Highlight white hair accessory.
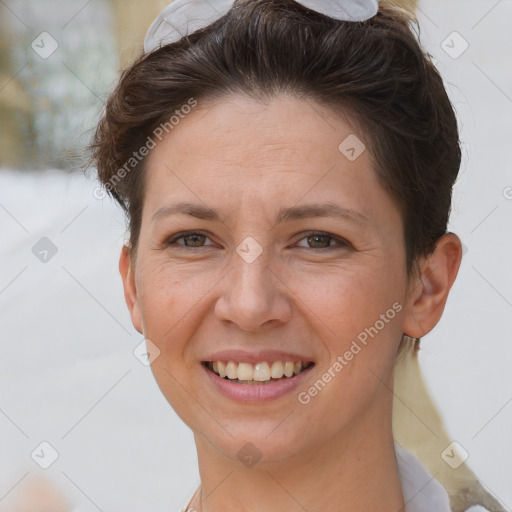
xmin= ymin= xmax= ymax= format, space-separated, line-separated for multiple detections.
xmin=144 ymin=0 xmax=379 ymax=53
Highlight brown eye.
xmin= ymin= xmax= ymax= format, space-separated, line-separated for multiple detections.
xmin=295 ymin=232 xmax=352 ymax=251
xmin=167 ymin=232 xmax=214 ymax=248
xmin=307 ymin=234 xmax=332 ymax=249
xmin=182 ymin=234 xmax=207 ymax=247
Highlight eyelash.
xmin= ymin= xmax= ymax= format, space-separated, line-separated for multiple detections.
xmin=166 ymin=231 xmax=352 ymax=251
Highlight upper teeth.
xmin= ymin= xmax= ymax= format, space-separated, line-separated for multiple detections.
xmin=209 ymin=361 xmax=311 ymax=381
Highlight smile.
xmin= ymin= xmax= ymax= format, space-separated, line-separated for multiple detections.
xmin=203 ymin=360 xmax=314 ymax=384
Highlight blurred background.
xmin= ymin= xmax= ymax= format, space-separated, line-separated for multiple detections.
xmin=0 ymin=0 xmax=170 ymax=171
xmin=1 ymin=0 xmax=511 ymax=511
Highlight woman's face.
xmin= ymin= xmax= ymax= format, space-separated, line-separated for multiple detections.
xmin=122 ymin=94 xmax=420 ymax=466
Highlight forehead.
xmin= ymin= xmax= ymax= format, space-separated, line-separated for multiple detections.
xmin=150 ymin=94 xmax=364 ymax=165
xmin=142 ymin=94 xmax=395 ymax=224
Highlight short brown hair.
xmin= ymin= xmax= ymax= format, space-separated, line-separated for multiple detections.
xmin=91 ymin=0 xmax=461 ymax=272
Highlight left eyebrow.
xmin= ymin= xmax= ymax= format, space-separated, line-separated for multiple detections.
xmin=275 ymin=202 xmax=369 ymax=225
xmin=151 ymin=201 xmax=369 ymax=225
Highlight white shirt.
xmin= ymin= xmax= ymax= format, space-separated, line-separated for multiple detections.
xmin=180 ymin=443 xmax=491 ymax=512
xmin=395 ymin=443 xmax=491 ymax=512
xmin=395 ymin=442 xmax=452 ymax=511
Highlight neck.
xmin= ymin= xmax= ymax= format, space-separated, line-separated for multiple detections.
xmin=189 ymin=389 xmax=405 ymax=512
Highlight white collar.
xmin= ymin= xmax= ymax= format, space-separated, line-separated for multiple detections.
xmin=394 ymin=442 xmax=452 ymax=512
xmin=181 ymin=444 xmax=453 ymax=512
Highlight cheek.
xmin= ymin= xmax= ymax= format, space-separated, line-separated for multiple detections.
xmin=134 ymin=259 xmax=222 ymax=358
xmin=134 ymin=262 xmax=209 ymax=412
xmin=291 ymin=260 xmax=406 ymax=342
xmin=289 ymin=266 xmax=405 ymax=429
xmin=136 ymin=261 xmax=187 ymax=336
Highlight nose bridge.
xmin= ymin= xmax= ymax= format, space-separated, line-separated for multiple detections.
xmin=234 ymin=254 xmax=270 ymax=303
xmin=215 ymin=240 xmax=291 ymax=330
xmin=232 ymin=244 xmax=274 ymax=311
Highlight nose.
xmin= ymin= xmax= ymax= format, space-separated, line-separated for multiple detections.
xmin=214 ymin=250 xmax=292 ymax=332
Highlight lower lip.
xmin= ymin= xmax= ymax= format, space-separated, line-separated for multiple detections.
xmin=202 ymin=363 xmax=315 ymax=403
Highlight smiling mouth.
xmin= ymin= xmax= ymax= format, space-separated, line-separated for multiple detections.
xmin=203 ymin=360 xmax=315 ymax=384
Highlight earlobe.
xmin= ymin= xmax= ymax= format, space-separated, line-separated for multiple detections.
xmin=402 ymin=233 xmax=463 ymax=339
xmin=119 ymin=244 xmax=143 ymax=334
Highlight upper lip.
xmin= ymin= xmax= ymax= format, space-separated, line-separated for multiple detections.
xmin=202 ymin=349 xmax=315 ymax=364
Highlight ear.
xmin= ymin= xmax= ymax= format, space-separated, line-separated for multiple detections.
xmin=402 ymin=233 xmax=462 ymax=338
xmin=119 ymin=245 xmax=143 ymax=334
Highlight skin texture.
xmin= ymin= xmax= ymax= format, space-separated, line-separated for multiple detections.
xmin=119 ymin=94 xmax=462 ymax=512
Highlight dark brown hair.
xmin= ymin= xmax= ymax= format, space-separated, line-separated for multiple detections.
xmin=91 ymin=0 xmax=461 ymax=273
